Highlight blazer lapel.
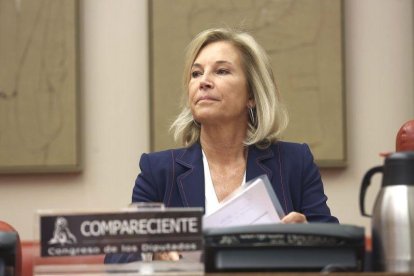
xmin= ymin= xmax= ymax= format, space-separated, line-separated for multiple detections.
xmin=246 ymin=144 xmax=288 ymax=214
xmin=246 ymin=145 xmax=275 ymax=183
xmin=175 ymin=143 xmax=205 ymax=208
xmin=174 ymin=144 xmax=279 ymax=210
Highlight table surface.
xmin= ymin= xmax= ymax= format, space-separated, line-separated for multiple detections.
xmin=33 ymin=262 xmax=413 ymax=276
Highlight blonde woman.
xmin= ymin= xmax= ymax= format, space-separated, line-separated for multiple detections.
xmin=106 ymin=28 xmax=338 ymax=263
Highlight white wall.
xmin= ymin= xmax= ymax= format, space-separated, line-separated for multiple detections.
xmin=0 ymin=0 xmax=412 ymax=240
xmin=323 ymin=0 xmax=414 ymax=234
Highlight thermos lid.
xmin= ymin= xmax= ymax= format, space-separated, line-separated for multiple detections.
xmin=383 ymin=151 xmax=414 ymax=186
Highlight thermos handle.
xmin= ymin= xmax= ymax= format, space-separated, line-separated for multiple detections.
xmin=359 ymin=166 xmax=383 ymax=217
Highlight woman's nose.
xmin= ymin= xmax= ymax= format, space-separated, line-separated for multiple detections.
xmin=199 ymin=74 xmax=213 ymax=90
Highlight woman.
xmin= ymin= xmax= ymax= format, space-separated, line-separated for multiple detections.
xmin=134 ymin=28 xmax=337 ymax=223
xmin=105 ymin=28 xmax=338 ymax=263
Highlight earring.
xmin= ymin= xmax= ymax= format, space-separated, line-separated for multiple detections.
xmin=248 ymin=107 xmax=257 ymax=127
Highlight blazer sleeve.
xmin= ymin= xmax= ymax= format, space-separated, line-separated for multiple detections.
xmin=132 ymin=153 xmax=163 ymax=203
xmin=106 ymin=153 xmax=164 ymax=264
xmin=299 ymin=144 xmax=339 ymax=223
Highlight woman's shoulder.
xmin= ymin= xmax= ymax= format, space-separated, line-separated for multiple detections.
xmin=141 ymin=143 xmax=200 ymax=161
xmin=138 ymin=148 xmax=187 ymax=172
xmin=141 ymin=147 xmax=187 ymax=159
xmin=266 ymin=141 xmax=314 ymax=162
xmin=270 ymin=140 xmax=310 ymax=152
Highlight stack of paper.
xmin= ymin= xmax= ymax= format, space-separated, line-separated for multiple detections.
xmin=203 ymin=175 xmax=285 ymax=229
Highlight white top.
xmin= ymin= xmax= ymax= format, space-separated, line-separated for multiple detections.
xmin=202 ymin=150 xmax=246 ymax=216
xmin=181 ymin=151 xmax=246 ymax=262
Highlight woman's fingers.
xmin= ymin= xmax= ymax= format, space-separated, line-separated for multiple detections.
xmin=281 ymin=212 xmax=307 ymax=224
xmin=153 ymin=251 xmax=180 ymax=261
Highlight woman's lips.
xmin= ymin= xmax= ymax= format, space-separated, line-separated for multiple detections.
xmin=196 ymin=95 xmax=218 ymax=103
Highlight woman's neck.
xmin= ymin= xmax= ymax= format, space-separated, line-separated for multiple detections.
xmin=200 ymin=124 xmax=247 ymax=164
xmin=200 ymin=125 xmax=248 ymax=202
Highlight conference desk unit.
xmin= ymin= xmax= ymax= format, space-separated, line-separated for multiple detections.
xmin=30 ymin=209 xmax=387 ymax=275
xmin=33 ymin=268 xmax=414 ymax=275
xmin=33 ymin=269 xmax=414 ymax=276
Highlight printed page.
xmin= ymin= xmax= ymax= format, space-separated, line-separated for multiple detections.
xmin=203 ymin=175 xmax=284 ymax=229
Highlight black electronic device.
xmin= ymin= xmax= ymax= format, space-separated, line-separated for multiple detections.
xmin=0 ymin=231 xmax=18 ymax=276
xmin=204 ymin=223 xmax=365 ymax=272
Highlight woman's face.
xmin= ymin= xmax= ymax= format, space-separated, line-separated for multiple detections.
xmin=188 ymin=41 xmax=251 ymax=126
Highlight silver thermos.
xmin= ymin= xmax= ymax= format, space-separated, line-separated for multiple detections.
xmin=360 ymin=151 xmax=414 ymax=272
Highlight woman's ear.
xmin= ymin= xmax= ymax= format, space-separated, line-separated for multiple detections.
xmin=247 ymin=98 xmax=256 ymax=109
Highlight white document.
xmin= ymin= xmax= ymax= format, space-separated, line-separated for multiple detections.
xmin=203 ymin=175 xmax=285 ymax=229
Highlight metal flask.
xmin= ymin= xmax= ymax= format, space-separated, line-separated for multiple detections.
xmin=360 ymin=151 xmax=414 ymax=272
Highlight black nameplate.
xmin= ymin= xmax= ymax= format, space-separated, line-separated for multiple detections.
xmin=39 ymin=209 xmax=203 ymax=257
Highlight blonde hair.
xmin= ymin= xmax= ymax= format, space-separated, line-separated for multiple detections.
xmin=170 ymin=28 xmax=288 ymax=149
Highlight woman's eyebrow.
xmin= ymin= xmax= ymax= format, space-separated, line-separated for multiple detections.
xmin=215 ymin=60 xmax=233 ymax=65
xmin=191 ymin=60 xmax=233 ymax=68
xmin=191 ymin=63 xmax=202 ymax=69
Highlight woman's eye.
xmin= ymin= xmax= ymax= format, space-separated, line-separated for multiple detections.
xmin=217 ymin=68 xmax=230 ymax=75
xmin=191 ymin=71 xmax=202 ymax=78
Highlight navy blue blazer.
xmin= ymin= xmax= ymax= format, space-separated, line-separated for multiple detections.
xmin=132 ymin=141 xmax=338 ymax=223
xmin=105 ymin=141 xmax=338 ymax=264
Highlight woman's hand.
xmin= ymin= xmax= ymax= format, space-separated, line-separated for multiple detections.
xmin=281 ymin=211 xmax=307 ymax=224
xmin=153 ymin=251 xmax=180 ymax=261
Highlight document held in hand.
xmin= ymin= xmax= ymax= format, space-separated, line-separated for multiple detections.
xmin=203 ymin=175 xmax=285 ymax=229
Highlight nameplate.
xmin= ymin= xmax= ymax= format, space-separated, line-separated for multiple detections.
xmin=39 ymin=208 xmax=203 ymax=257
